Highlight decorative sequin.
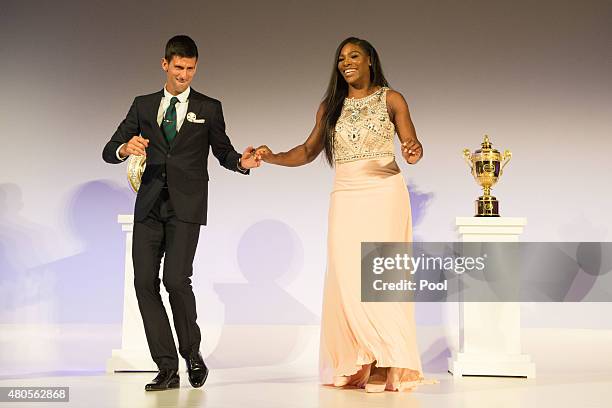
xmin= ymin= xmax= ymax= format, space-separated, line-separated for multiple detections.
xmin=334 ymin=87 xmax=395 ymax=164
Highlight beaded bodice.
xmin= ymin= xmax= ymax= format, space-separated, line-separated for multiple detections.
xmin=333 ymin=87 xmax=395 ymax=164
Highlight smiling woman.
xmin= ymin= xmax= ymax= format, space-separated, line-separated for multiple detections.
xmin=321 ymin=37 xmax=394 ymax=166
xmin=253 ymin=37 xmax=433 ymax=393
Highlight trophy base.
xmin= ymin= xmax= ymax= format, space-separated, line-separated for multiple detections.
xmin=475 ymin=196 xmax=500 ymax=217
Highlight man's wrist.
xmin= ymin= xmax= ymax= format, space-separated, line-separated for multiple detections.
xmin=116 ymin=143 xmax=128 ymax=161
xmin=237 ymin=157 xmax=248 ymax=173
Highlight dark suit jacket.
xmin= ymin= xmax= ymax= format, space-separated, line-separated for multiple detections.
xmin=102 ymin=89 xmax=248 ymax=225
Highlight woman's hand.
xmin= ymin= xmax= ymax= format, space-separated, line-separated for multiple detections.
xmin=255 ymin=145 xmax=274 ymax=162
xmin=401 ymin=139 xmax=423 ymax=164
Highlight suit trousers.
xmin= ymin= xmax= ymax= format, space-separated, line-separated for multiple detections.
xmin=132 ymin=189 xmax=202 ymax=369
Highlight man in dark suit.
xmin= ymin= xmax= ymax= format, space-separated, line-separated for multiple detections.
xmin=102 ymin=35 xmax=260 ymax=391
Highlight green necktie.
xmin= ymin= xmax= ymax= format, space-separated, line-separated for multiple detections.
xmin=162 ymin=96 xmax=179 ymax=144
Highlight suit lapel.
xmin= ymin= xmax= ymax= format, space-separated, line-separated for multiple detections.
xmin=145 ymin=90 xmax=168 ymax=148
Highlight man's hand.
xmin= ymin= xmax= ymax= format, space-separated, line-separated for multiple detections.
xmin=239 ymin=146 xmax=262 ymax=169
xmin=401 ymin=139 xmax=423 ymax=164
xmin=119 ymin=135 xmax=149 ymax=158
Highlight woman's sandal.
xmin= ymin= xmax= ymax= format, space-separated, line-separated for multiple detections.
xmin=365 ymin=365 xmax=388 ymax=393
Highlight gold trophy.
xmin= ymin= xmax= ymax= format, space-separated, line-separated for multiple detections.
xmin=127 ymin=155 xmax=146 ymax=193
xmin=463 ymin=135 xmax=511 ymax=217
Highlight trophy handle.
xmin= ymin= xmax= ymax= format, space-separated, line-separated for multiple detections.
xmin=462 ymin=149 xmax=474 ymax=173
xmin=500 ymin=150 xmax=512 ymax=175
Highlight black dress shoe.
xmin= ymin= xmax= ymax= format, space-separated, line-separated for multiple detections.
xmin=145 ymin=369 xmax=180 ymax=391
xmin=185 ymin=352 xmax=208 ymax=388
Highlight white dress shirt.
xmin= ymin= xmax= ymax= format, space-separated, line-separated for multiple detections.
xmin=157 ymin=86 xmax=190 ymax=131
xmin=116 ymin=86 xmax=191 ymax=160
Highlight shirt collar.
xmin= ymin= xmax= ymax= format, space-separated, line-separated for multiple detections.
xmin=163 ymin=86 xmax=190 ymax=103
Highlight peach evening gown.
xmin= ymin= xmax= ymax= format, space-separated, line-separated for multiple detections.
xmin=319 ymin=87 xmax=432 ymax=391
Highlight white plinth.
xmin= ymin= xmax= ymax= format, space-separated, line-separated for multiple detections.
xmin=448 ymin=217 xmax=536 ymax=378
xmin=106 ymin=215 xmax=186 ymax=372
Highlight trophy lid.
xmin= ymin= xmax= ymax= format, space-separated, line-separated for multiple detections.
xmin=475 ymin=134 xmax=499 ymax=154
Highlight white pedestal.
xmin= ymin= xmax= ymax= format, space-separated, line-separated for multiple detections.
xmin=448 ymin=217 xmax=536 ymax=378
xmin=106 ymin=215 xmax=185 ymax=372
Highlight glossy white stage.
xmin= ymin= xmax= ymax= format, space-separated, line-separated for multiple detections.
xmin=0 ymin=365 xmax=609 ymax=408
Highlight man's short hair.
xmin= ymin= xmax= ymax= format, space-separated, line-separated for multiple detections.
xmin=164 ymin=35 xmax=198 ymax=62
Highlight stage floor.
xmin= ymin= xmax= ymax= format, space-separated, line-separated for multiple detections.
xmin=0 ymin=365 xmax=610 ymax=408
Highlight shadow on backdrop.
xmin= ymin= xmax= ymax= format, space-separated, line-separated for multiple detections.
xmin=408 ymin=181 xmax=434 ymax=241
xmin=29 ymin=180 xmax=133 ymax=324
xmin=209 ymin=219 xmax=318 ymax=368
xmin=419 ymin=337 xmax=452 ymax=374
xmin=0 ymin=183 xmax=55 ymax=323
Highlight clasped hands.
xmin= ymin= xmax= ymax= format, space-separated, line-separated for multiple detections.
xmin=240 ymin=146 xmax=273 ymax=167
xmin=240 ymin=145 xmax=274 ymax=168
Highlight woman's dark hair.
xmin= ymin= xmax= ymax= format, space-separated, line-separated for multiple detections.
xmin=321 ymin=37 xmax=389 ymax=166
xmin=164 ymin=35 xmax=198 ymax=62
